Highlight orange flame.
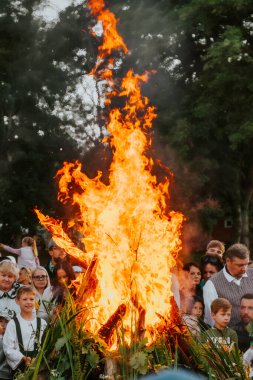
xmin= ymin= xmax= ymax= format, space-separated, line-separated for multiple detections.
xmin=88 ymin=0 xmax=128 ymax=79
xmin=36 ymin=0 xmax=184 ymax=347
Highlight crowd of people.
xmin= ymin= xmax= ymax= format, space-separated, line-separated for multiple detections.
xmin=178 ymin=239 xmax=253 ymax=375
xmin=0 ymin=236 xmax=253 ymax=378
xmin=0 ymin=237 xmax=81 ymax=379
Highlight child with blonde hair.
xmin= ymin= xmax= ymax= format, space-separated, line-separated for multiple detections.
xmin=3 ymin=286 xmax=47 ymax=376
xmin=206 ymin=240 xmax=225 ymax=259
xmin=18 ymin=267 xmax=32 ymax=286
xmin=0 ymin=237 xmax=39 ymax=269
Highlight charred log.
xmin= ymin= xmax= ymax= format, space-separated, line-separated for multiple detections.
xmin=76 ymin=256 xmax=98 ymax=301
xmin=98 ymin=304 xmax=126 ymax=344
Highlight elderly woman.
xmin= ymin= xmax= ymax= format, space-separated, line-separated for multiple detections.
xmin=0 ymin=261 xmax=20 ymax=316
xmin=31 ymin=266 xmax=51 ymax=321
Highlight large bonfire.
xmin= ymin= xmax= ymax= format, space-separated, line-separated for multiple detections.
xmin=35 ymin=0 xmax=184 ymax=349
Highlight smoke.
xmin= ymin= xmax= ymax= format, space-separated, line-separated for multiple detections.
xmin=151 ymin=132 xmax=211 ymax=258
xmin=111 ymin=0 xmax=177 ymax=73
xmin=80 ymin=1 xmax=215 ymax=259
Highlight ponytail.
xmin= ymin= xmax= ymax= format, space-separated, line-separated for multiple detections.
xmin=32 ymin=239 xmax=38 ymax=258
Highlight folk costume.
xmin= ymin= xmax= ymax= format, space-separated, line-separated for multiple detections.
xmin=0 ymin=283 xmax=20 ymax=316
xmin=3 ymin=314 xmax=47 ymax=372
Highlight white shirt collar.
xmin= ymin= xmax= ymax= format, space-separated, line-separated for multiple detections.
xmin=223 ymin=266 xmax=248 ymax=283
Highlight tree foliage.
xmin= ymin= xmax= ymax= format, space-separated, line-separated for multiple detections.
xmin=0 ymin=0 xmax=90 ymax=241
xmin=2 ymin=0 xmax=253 ymax=248
xmin=106 ymin=0 xmax=253 ymax=246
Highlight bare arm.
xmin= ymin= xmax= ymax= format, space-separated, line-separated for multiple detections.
xmin=0 ymin=244 xmax=21 ymax=256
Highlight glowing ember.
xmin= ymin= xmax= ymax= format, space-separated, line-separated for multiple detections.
xmin=35 ymin=0 xmax=184 ymax=347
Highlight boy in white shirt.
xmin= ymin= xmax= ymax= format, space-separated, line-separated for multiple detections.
xmin=3 ymin=286 xmax=47 ymax=376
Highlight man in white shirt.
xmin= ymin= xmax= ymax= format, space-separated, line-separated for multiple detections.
xmin=203 ymin=243 xmax=252 ymax=326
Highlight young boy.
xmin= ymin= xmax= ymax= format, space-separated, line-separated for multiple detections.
xmin=206 ymin=240 xmax=225 ymax=259
xmin=3 ymin=286 xmax=47 ymax=376
xmin=0 ymin=311 xmax=12 ymax=380
xmin=201 ymin=298 xmax=238 ymax=349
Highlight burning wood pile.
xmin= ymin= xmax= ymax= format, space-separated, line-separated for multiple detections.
xmin=35 ymin=0 xmax=184 ymax=352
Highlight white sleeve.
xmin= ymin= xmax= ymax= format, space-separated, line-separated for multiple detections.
xmin=203 ymin=280 xmax=218 ymax=326
xmin=243 ymin=348 xmax=253 ymax=364
xmin=171 ymin=274 xmax=180 ymax=309
xmin=3 ymin=320 xmax=23 ymax=370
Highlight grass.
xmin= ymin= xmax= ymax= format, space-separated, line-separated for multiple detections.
xmin=14 ymin=295 xmax=251 ymax=380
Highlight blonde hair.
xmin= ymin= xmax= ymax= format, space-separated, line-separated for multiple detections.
xmin=19 ymin=267 xmax=32 ymax=282
xmin=22 ymin=236 xmax=38 ymax=258
xmin=16 ymin=285 xmax=36 ymax=299
xmin=31 ymin=266 xmax=51 ymax=291
xmin=0 ymin=261 xmax=19 ymax=279
xmin=206 ymin=240 xmax=225 ymax=254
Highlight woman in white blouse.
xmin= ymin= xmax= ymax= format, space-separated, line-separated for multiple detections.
xmin=31 ymin=266 xmax=52 ymax=321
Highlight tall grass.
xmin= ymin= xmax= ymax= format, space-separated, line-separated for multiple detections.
xmin=14 ymin=295 xmax=251 ymax=380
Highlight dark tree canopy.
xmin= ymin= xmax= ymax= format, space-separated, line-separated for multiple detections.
xmin=0 ymin=0 xmax=88 ymax=241
xmin=1 ymin=0 xmax=253 ymax=250
xmin=102 ymin=0 xmax=253 ymax=248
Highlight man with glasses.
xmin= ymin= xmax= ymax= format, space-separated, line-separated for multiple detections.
xmin=44 ymin=239 xmax=67 ymax=280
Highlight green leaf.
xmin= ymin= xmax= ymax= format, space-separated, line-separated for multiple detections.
xmin=246 ymin=320 xmax=253 ymax=337
xmin=129 ymin=351 xmax=148 ymax=375
xmin=87 ymin=350 xmax=99 ymax=368
xmin=55 ymin=336 xmax=68 ymax=351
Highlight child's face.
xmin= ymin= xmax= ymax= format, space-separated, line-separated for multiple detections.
xmin=0 ymin=271 xmax=16 ymax=292
xmin=0 ymin=319 xmax=8 ymax=335
xmin=191 ymin=301 xmax=203 ymax=318
xmin=16 ymin=291 xmax=36 ymax=313
xmin=211 ymin=308 xmax=231 ymax=329
xmin=57 ymin=269 xmax=69 ymax=285
xmin=206 ymin=246 xmax=223 ymax=258
xmin=18 ymin=269 xmax=30 ymax=285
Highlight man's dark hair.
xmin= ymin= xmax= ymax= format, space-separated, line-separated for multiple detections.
xmin=224 ymin=243 xmax=250 ymax=261
xmin=200 ymin=254 xmax=223 ymax=271
xmin=241 ymin=293 xmax=253 ymax=302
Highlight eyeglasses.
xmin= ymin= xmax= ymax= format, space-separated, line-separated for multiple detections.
xmin=32 ymin=275 xmax=47 ymax=280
